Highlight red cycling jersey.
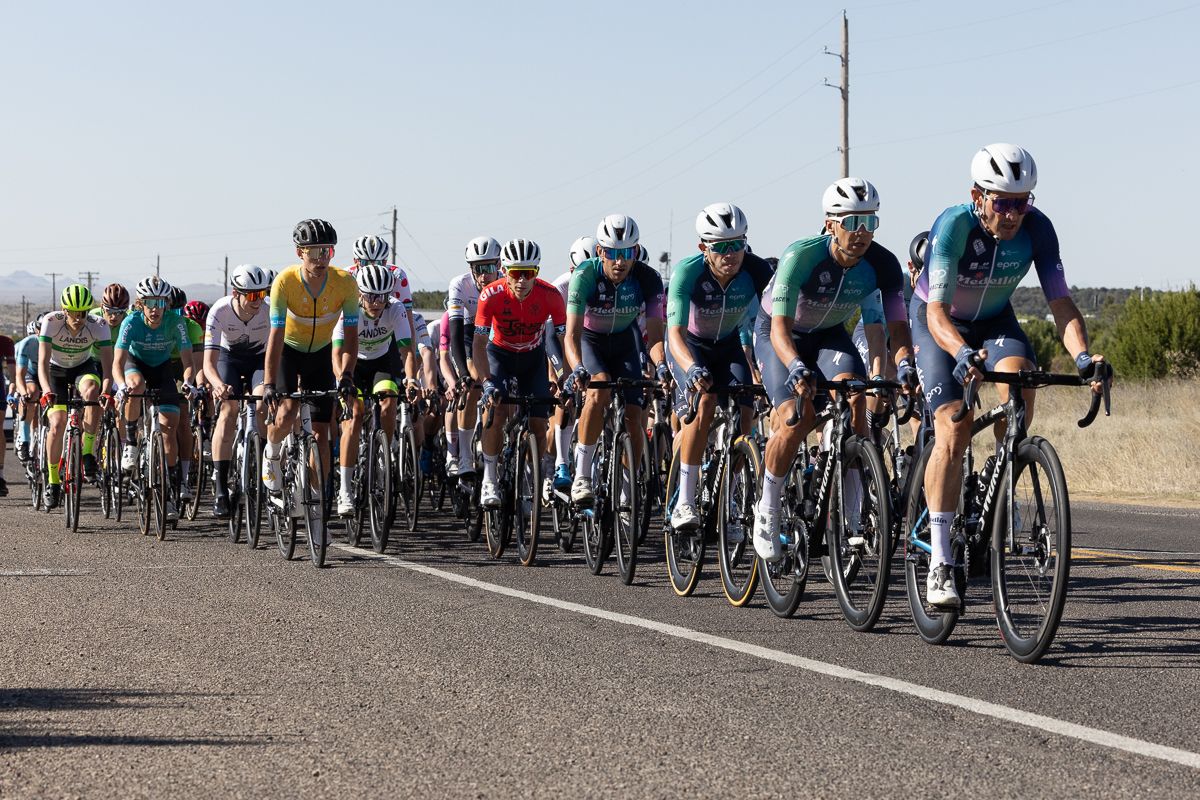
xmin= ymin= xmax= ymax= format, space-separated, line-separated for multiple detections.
xmin=474 ymin=278 xmax=566 ymax=353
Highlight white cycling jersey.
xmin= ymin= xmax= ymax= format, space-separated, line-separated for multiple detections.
xmin=334 ymin=298 xmax=411 ymax=361
xmin=446 ymin=272 xmax=481 ymax=324
xmin=204 ymin=295 xmax=270 ymax=359
xmin=425 ymin=317 xmax=441 ymax=354
xmin=413 ymin=311 xmax=432 ymax=352
xmin=39 ymin=311 xmax=111 ymax=369
xmin=348 ymin=263 xmax=415 ymax=308
xmin=552 ymin=270 xmax=572 ymax=306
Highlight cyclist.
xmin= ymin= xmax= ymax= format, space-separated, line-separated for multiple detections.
xmin=752 ymin=178 xmax=913 ymax=562
xmin=162 ymin=286 xmax=204 ymax=501
xmin=473 ymin=239 xmax=566 ymax=508
xmin=913 ymin=143 xmax=1105 ymax=607
xmin=665 ymin=203 xmax=772 ymax=531
xmin=14 ymin=316 xmax=44 ymax=465
xmin=262 ymin=219 xmax=359 ymax=505
xmin=446 ymin=236 xmax=502 ymax=478
xmin=348 ymin=234 xmax=420 ymax=399
xmin=38 ymin=285 xmax=113 ymax=508
xmin=542 ymin=236 xmax=597 ymax=492
xmin=411 ymin=310 xmax=441 ymax=474
xmin=563 ymin=215 xmax=667 ymax=507
xmin=114 ymin=276 xmax=194 ymax=521
xmin=332 ymin=264 xmax=415 ymax=516
xmin=203 ymin=265 xmax=272 ymax=519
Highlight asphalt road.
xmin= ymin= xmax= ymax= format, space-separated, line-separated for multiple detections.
xmin=1 ymin=476 xmax=1197 ymax=798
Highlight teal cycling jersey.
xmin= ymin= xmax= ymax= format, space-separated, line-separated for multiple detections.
xmin=667 ymin=252 xmax=773 ymax=343
xmin=567 ymin=258 xmax=665 ymax=334
xmin=116 ymin=310 xmax=189 ymax=368
xmin=762 ymin=236 xmax=906 ymax=335
xmin=16 ymin=335 xmax=39 ymax=377
xmin=915 ymin=203 xmax=1069 ymax=321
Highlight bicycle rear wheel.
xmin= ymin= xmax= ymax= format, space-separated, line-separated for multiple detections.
xmin=515 ymin=432 xmax=543 ymax=567
xmin=397 ymin=428 xmax=422 ymax=532
xmin=150 ymin=433 xmax=169 ymax=541
xmin=613 ymin=430 xmax=639 ymax=585
xmin=368 ymin=428 xmax=392 ymax=553
xmin=228 ymin=441 xmax=244 ymax=543
xmin=581 ymin=430 xmax=612 ymax=576
xmin=300 ymin=438 xmax=328 ymax=568
xmin=903 ymin=445 xmax=960 ymax=644
xmin=99 ymin=426 xmax=115 ymax=519
xmin=718 ymin=437 xmax=760 ymax=607
xmin=827 ymin=437 xmax=892 ymax=632
xmin=760 ymin=462 xmax=811 ymax=618
xmin=663 ymin=448 xmax=704 ymax=597
xmin=184 ymin=428 xmax=203 ymax=521
xmin=991 ymin=436 xmax=1071 ymax=663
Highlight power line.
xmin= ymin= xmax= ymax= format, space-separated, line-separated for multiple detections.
xmin=857 ymin=0 xmax=1077 ymax=43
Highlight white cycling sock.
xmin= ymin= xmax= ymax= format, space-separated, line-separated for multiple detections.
xmin=679 ymin=462 xmax=700 ymax=505
xmin=554 ymin=424 xmax=572 ymax=467
xmin=844 ymin=467 xmax=863 ymax=532
xmin=930 ymin=511 xmax=953 ymax=568
xmin=761 ymin=468 xmax=785 ymax=511
xmin=340 ymin=466 xmax=353 ymax=493
xmin=483 ymin=453 xmax=498 ymax=483
xmin=446 ymin=428 xmax=458 ymax=453
xmin=264 ymin=440 xmax=281 ymax=461
xmin=575 ymin=443 xmax=596 ymax=480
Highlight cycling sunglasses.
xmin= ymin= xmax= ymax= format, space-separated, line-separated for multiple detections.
xmin=706 ymin=238 xmax=748 ymax=255
xmin=837 ymin=214 xmax=880 ymax=233
xmin=237 ymin=289 xmax=267 ymax=302
xmin=362 ymin=292 xmax=390 ymax=303
xmin=470 ymin=260 xmax=500 ymax=274
xmin=986 ymin=192 xmax=1034 ymax=215
xmin=301 ymin=245 xmax=333 ymax=259
xmin=102 ymin=305 xmax=128 ymax=315
xmin=507 ymin=267 xmax=539 ymax=280
xmin=601 ymin=246 xmax=636 ymax=261
xmin=142 ymin=297 xmax=168 ymax=309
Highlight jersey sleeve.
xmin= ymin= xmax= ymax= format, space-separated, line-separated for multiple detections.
xmin=744 ymin=253 xmax=774 ymax=297
xmin=867 ymin=244 xmax=907 ymax=323
xmin=547 ymin=284 xmax=567 ymax=330
xmin=340 ymin=273 xmax=360 ymax=327
xmin=924 ymin=207 xmax=972 ymax=306
xmin=439 ymin=312 xmax=451 ymax=352
xmin=473 ymin=288 xmax=494 ymax=338
xmin=771 ymin=238 xmax=825 ymax=319
xmin=1024 ymin=210 xmax=1071 ymax=303
xmin=332 ymin=314 xmax=346 ymax=347
xmin=38 ymin=315 xmax=53 ymax=343
xmin=666 ymin=255 xmax=701 ymax=328
xmin=860 ymin=290 xmax=886 ymax=326
xmin=638 ymin=264 xmax=666 ymax=320
xmin=90 ymin=318 xmax=113 ymax=347
xmin=392 ymin=267 xmax=414 ymax=308
xmin=115 ymin=316 xmax=135 ymax=351
xmin=447 ymin=276 xmax=469 ymax=322
xmin=269 ymin=272 xmax=288 ymax=329
xmin=204 ymin=305 xmax=220 ymax=351
xmin=566 ymin=262 xmax=597 ymax=317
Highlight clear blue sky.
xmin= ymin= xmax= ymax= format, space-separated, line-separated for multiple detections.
xmin=2 ymin=0 xmax=1196 ymax=297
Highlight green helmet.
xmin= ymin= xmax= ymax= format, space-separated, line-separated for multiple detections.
xmin=60 ymin=284 xmax=94 ymax=312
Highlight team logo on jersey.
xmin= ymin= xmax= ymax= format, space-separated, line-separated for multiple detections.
xmin=701 ymin=281 xmax=715 ymax=293
xmin=819 ymin=271 xmax=831 ymax=284
xmin=973 ymin=239 xmax=987 ymax=256
xmin=932 ymin=268 xmax=948 ymax=282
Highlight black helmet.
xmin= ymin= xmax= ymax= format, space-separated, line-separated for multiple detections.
xmin=909 ymin=231 xmax=930 ymax=270
xmin=169 ymin=285 xmax=187 ymax=310
xmin=293 ymin=218 xmax=338 ymax=247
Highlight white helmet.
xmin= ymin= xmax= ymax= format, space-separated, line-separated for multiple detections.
xmin=822 ymin=178 xmax=880 ymax=215
xmin=695 ymin=202 xmax=748 ymax=241
xmin=595 ymin=214 xmax=640 ymax=248
xmin=637 ymin=244 xmax=649 ymax=263
xmin=464 ymin=236 xmax=502 ymax=264
xmin=569 ymin=236 xmax=598 ymax=269
xmin=353 ymin=235 xmax=390 ymax=264
xmin=266 ymin=268 xmax=278 ymax=285
xmin=501 ymin=239 xmax=541 ymax=268
xmin=971 ymin=142 xmax=1037 ymax=193
xmin=136 ymin=275 xmax=172 ymax=299
xmin=26 ymin=320 xmax=38 ymax=336
xmin=356 ymin=263 xmax=396 ymax=295
xmin=230 ymin=264 xmax=271 ymax=293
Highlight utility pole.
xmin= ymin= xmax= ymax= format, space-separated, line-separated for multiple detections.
xmin=78 ymin=270 xmax=100 ymax=294
xmin=21 ymin=296 xmax=29 ymax=328
xmin=824 ymin=11 xmax=850 ymax=177
xmin=155 ymin=254 xmax=161 ymax=278
xmin=47 ymin=272 xmax=63 ymax=307
xmin=391 ymin=206 xmax=398 ymax=266
xmin=224 ymin=255 xmax=229 ymax=295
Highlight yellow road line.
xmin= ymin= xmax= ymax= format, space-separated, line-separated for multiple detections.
xmin=1073 ymin=548 xmax=1200 ymax=574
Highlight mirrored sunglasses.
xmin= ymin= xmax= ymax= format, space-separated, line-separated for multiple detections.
xmin=838 ymin=214 xmax=880 ymax=233
xmin=707 ymin=238 xmax=748 ymax=255
xmin=987 ymin=193 xmax=1034 ymax=215
xmin=601 ymin=246 xmax=636 ymax=261
xmin=507 ymin=268 xmax=539 ymax=280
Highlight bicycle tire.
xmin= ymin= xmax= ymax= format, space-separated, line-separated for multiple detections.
xmin=991 ymin=436 xmax=1071 ymax=663
xmin=581 ymin=429 xmax=611 ymax=576
xmin=228 ymin=437 xmax=244 ymax=544
xmin=150 ymin=432 xmax=169 ymax=541
xmin=30 ymin=430 xmax=46 ymax=513
xmin=244 ymin=432 xmax=264 ymax=549
xmin=636 ymin=428 xmax=653 ymax=545
xmin=402 ymin=428 xmax=422 ymax=532
xmin=368 ymin=428 xmax=392 ymax=553
xmin=63 ymin=431 xmax=80 ymax=532
xmin=515 ymin=432 xmax=542 ymax=567
xmin=903 ymin=444 xmax=960 ymax=644
xmin=464 ymin=477 xmax=482 ymax=542
xmin=718 ymin=437 xmax=761 ymax=607
xmin=107 ymin=426 xmax=124 ymax=523
xmin=760 ymin=459 xmax=811 ymax=618
xmin=99 ymin=426 xmax=114 ymax=520
xmin=827 ymin=436 xmax=892 ymax=632
xmin=300 ymin=437 xmax=328 ymax=568
xmin=184 ymin=428 xmax=203 ymax=521
xmin=135 ymin=440 xmax=151 ymax=536
xmin=613 ymin=430 xmax=639 ymax=585
xmin=663 ymin=447 xmax=704 ymax=597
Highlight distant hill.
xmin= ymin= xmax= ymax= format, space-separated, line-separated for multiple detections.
xmin=1011 ymin=286 xmax=1144 ymax=320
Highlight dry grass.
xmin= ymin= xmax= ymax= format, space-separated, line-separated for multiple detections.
xmin=970 ymin=379 xmax=1199 ymax=505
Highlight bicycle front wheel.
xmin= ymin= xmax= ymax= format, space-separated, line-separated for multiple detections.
xmin=612 ymin=430 xmax=638 ymax=585
xmin=150 ymin=433 xmax=169 ymax=541
xmin=991 ymin=436 xmax=1071 ymax=663
xmin=718 ymin=437 xmax=760 ymax=607
xmin=300 ymin=438 xmax=328 ymax=568
xmin=184 ymin=428 xmax=203 ymax=521
xmin=399 ymin=429 xmax=422 ymax=532
xmin=515 ymin=432 xmax=542 ymax=567
xmin=827 ymin=436 xmax=892 ymax=632
xmin=368 ymin=428 xmax=392 ymax=553
xmin=243 ymin=432 xmax=264 ymax=549
xmin=903 ymin=444 xmax=960 ymax=644
xmin=760 ymin=462 xmax=811 ymax=619
xmin=663 ymin=447 xmax=704 ymax=597
xmin=64 ymin=432 xmax=82 ymax=532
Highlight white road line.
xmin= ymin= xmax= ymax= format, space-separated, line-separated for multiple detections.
xmin=336 ymin=543 xmax=1200 ymax=772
